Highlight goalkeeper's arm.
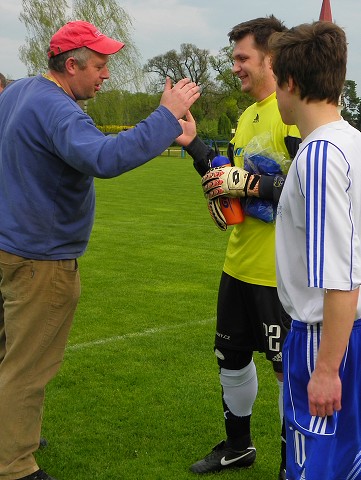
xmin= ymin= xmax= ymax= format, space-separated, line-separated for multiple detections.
xmin=187 ymin=142 xmax=292 ymax=203
xmin=258 ymin=174 xmax=287 ymax=203
xmin=184 ymin=136 xmax=217 ymax=176
xmin=201 ymin=163 xmax=289 ymax=203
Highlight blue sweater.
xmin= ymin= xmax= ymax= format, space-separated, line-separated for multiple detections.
xmin=0 ymin=75 xmax=182 ymax=259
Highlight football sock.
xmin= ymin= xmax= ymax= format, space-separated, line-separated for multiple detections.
xmin=220 ymin=361 xmax=258 ymax=451
xmin=223 ymin=404 xmax=252 ymax=451
xmin=220 ymin=361 xmax=258 ymax=417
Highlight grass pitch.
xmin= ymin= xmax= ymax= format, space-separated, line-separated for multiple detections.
xmin=36 ymin=156 xmax=281 ymax=479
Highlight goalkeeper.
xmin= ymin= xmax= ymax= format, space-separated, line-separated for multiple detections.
xmin=176 ymin=16 xmax=300 ymax=480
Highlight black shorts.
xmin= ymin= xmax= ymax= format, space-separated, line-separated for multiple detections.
xmin=215 ymin=271 xmax=291 ymax=373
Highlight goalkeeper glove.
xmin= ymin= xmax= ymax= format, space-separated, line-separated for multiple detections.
xmin=207 ymin=198 xmax=227 ymax=231
xmin=202 ymin=166 xmax=260 ymax=200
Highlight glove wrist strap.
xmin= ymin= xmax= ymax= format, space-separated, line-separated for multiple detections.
xmin=246 ymin=174 xmax=261 ymax=197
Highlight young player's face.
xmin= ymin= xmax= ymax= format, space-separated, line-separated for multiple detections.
xmin=72 ymin=51 xmax=110 ymax=100
xmin=275 ymin=80 xmax=295 ymax=125
xmin=232 ymin=34 xmax=272 ymax=101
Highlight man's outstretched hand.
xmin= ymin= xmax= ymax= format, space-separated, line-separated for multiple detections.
xmin=160 ymin=77 xmax=200 ymax=120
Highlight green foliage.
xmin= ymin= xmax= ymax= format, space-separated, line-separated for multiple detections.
xmin=34 ymin=157 xmax=281 ymax=479
xmin=73 ymin=0 xmax=143 ymax=91
xmin=87 ymin=90 xmax=124 ymax=125
xmin=87 ymin=90 xmax=161 ymax=125
xmin=96 ymin=125 xmax=134 ymax=134
xmin=223 ymin=97 xmax=241 ymax=125
xmin=197 ymin=118 xmax=219 ymax=140
xmin=118 ymin=91 xmax=161 ymax=124
xmin=356 ymin=103 xmax=361 ymax=131
xmin=218 ymin=113 xmax=232 ymax=138
xmin=19 ymin=0 xmax=68 ymax=74
xmin=341 ymin=80 xmax=360 ymax=128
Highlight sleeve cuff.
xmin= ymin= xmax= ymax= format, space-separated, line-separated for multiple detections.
xmin=185 ymin=136 xmax=210 ymax=159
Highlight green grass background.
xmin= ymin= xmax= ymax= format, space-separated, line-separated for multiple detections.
xmin=36 ymin=156 xmax=281 ymax=479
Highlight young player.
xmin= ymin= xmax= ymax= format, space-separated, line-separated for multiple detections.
xmin=271 ymin=21 xmax=361 ymax=480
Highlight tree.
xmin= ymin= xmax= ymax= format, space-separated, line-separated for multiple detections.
xmin=355 ymin=102 xmax=361 ymax=131
xmin=341 ymin=80 xmax=360 ymax=128
xmin=19 ymin=0 xmax=143 ymax=90
xmin=19 ymin=0 xmax=68 ymax=75
xmin=72 ymin=0 xmax=143 ymax=91
xmin=87 ymin=90 xmax=160 ymax=126
xmin=218 ymin=113 xmax=232 ymax=138
xmin=144 ymin=43 xmax=214 ymax=94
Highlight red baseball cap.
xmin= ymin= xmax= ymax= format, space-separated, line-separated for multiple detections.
xmin=48 ymin=21 xmax=125 ymax=58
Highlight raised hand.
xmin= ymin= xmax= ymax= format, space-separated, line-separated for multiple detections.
xmin=177 ymin=110 xmax=197 ymax=147
xmin=160 ymin=77 xmax=200 ymax=120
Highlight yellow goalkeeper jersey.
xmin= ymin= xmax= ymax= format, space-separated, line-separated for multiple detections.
xmin=223 ymin=92 xmax=300 ymax=287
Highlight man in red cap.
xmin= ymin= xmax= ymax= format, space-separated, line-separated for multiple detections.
xmin=0 ymin=20 xmax=200 ymax=480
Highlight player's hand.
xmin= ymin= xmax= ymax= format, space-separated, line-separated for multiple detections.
xmin=202 ymin=166 xmax=250 ymax=200
xmin=207 ymin=198 xmax=227 ymax=231
xmin=160 ymin=77 xmax=200 ymax=120
xmin=307 ymin=369 xmax=342 ymax=417
xmin=176 ymin=110 xmax=197 ymax=147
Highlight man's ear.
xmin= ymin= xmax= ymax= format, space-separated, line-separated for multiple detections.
xmin=266 ymin=54 xmax=273 ymax=70
xmin=64 ymin=57 xmax=77 ymax=76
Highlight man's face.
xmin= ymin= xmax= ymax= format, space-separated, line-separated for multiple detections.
xmin=232 ymin=34 xmax=272 ymax=101
xmin=70 ymin=51 xmax=110 ymax=101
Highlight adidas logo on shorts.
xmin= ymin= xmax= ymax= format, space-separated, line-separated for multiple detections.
xmin=272 ymin=352 xmax=282 ymax=363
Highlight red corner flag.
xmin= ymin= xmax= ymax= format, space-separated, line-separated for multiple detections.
xmin=319 ymin=0 xmax=333 ymax=21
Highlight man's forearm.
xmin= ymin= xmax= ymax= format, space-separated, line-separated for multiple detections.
xmin=307 ymin=288 xmax=359 ymax=416
xmin=317 ymin=288 xmax=359 ymax=372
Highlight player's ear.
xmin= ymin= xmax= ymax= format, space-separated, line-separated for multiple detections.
xmin=266 ymin=54 xmax=273 ymax=71
xmin=287 ymin=76 xmax=296 ymax=93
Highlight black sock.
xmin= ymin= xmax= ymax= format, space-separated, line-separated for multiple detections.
xmin=223 ymin=397 xmax=251 ymax=451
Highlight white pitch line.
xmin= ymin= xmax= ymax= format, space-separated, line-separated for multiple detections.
xmin=66 ymin=317 xmax=216 ymax=352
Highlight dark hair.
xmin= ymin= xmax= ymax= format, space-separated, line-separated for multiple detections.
xmin=228 ymin=15 xmax=287 ymax=54
xmin=48 ymin=47 xmax=93 ymax=72
xmin=269 ymin=21 xmax=347 ymax=105
xmin=0 ymin=73 xmax=7 ymax=89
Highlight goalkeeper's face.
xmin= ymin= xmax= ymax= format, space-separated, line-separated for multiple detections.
xmin=232 ymin=34 xmax=273 ymax=101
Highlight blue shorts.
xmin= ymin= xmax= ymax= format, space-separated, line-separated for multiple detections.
xmin=283 ymin=319 xmax=361 ymax=480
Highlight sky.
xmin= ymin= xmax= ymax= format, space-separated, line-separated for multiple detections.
xmin=1 ymin=0 xmax=361 ymax=95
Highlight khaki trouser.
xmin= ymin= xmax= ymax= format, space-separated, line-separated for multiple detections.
xmin=0 ymin=251 xmax=80 ymax=479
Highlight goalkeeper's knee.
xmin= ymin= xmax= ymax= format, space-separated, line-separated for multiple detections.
xmin=220 ymin=361 xmax=258 ymax=417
